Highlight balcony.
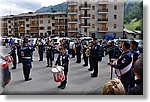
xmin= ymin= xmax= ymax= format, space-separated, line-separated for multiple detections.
xmin=18 ymin=29 xmax=25 ymax=32
xmin=68 ymin=19 xmax=78 ymax=23
xmin=68 ymin=9 xmax=78 ymax=14
xmin=97 ymin=28 xmax=108 ymax=32
xmin=81 ymin=23 xmax=90 ymax=27
xmin=29 ymin=30 xmax=39 ymax=33
xmin=98 ymin=0 xmax=108 ymax=5
xmin=68 ymin=2 xmax=78 ymax=6
xmin=81 ymin=14 xmax=91 ymax=19
xmin=98 ymin=9 xmax=108 ymax=14
xmin=80 ymin=4 xmax=91 ymax=10
xmin=98 ymin=18 xmax=108 ymax=23
xmin=30 ymin=24 xmax=39 ymax=27
xmin=68 ymin=28 xmax=78 ymax=32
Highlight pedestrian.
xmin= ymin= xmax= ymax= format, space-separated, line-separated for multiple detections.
xmin=129 ymin=41 xmax=140 ymax=88
xmin=9 ymin=43 xmax=17 ymax=69
xmin=71 ymin=40 xmax=76 ymax=58
xmin=9 ymin=38 xmax=14 ymax=46
xmin=103 ymin=78 xmax=125 ymax=95
xmin=126 ymin=55 xmax=143 ymax=95
xmin=38 ymin=39 xmax=45 ymax=61
xmin=20 ymin=39 xmax=35 ymax=81
xmin=55 ymin=47 xmax=69 ymax=89
xmin=108 ymin=42 xmax=134 ymax=92
xmin=90 ymin=37 xmax=101 ymax=77
xmin=75 ymin=38 xmax=82 ymax=63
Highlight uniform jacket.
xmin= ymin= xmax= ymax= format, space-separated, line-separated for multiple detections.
xmin=91 ymin=42 xmax=101 ymax=60
xmin=131 ymin=49 xmax=140 ymax=68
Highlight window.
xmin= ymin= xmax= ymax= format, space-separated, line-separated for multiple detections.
xmin=9 ymin=26 xmax=11 ymax=28
xmin=40 ymin=20 xmax=43 ymax=24
xmin=26 ymin=18 xmax=29 ymax=21
xmin=52 ymin=16 xmax=55 ymax=20
xmin=92 ymin=15 xmax=95 ymax=19
xmin=9 ymin=31 xmax=11 ymax=33
xmin=47 ymin=26 xmax=51 ymax=30
xmin=84 ymin=28 xmax=87 ymax=32
xmin=52 ymin=23 xmax=55 ymax=26
xmin=114 ymin=24 xmax=117 ymax=28
xmin=26 ymin=24 xmax=29 ymax=27
xmin=48 ymin=20 xmax=50 ymax=23
xmin=8 ymin=21 xmax=11 ymax=23
xmin=40 ymin=27 xmax=44 ymax=30
xmin=40 ymin=15 xmax=43 ymax=18
xmin=92 ymin=6 xmax=95 ymax=10
xmin=114 ymin=15 xmax=117 ymax=19
xmin=92 ymin=24 xmax=95 ymax=28
xmin=114 ymin=5 xmax=117 ymax=10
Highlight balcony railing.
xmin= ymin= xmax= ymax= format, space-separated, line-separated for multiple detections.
xmin=30 ymin=24 xmax=39 ymax=27
xmin=68 ymin=28 xmax=78 ymax=30
xmin=68 ymin=19 xmax=78 ymax=22
xmin=80 ymin=4 xmax=91 ymax=10
xmin=81 ymin=23 xmax=90 ymax=27
xmin=81 ymin=14 xmax=91 ymax=18
xmin=68 ymin=2 xmax=78 ymax=5
xmin=98 ymin=0 xmax=108 ymax=4
xmin=68 ymin=9 xmax=78 ymax=13
xmin=29 ymin=30 xmax=39 ymax=33
xmin=98 ymin=9 xmax=108 ymax=13
xmin=98 ymin=18 xmax=108 ymax=21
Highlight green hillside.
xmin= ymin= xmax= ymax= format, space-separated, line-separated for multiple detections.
xmin=124 ymin=19 xmax=142 ymax=31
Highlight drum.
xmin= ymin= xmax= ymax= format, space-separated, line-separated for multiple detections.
xmin=5 ymin=55 xmax=13 ymax=63
xmin=51 ymin=66 xmax=65 ymax=82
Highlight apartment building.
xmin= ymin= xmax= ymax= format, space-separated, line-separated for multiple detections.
xmin=1 ymin=12 xmax=68 ymax=37
xmin=68 ymin=0 xmax=125 ymax=38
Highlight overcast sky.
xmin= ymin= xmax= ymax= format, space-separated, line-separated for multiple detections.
xmin=0 ymin=0 xmax=67 ymax=16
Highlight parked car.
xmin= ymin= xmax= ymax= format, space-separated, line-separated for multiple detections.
xmin=135 ymin=39 xmax=143 ymax=53
xmin=0 ymin=55 xmax=13 ymax=88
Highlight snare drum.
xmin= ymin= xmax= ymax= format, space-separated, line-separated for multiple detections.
xmin=51 ymin=66 xmax=65 ymax=82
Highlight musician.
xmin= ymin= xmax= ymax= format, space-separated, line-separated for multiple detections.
xmin=130 ymin=41 xmax=140 ymax=88
xmin=108 ymin=42 xmax=134 ymax=92
xmin=55 ymin=47 xmax=69 ymax=89
xmin=46 ymin=39 xmax=55 ymax=67
xmin=38 ymin=39 xmax=45 ymax=61
xmin=20 ymin=39 xmax=35 ymax=81
xmin=82 ymin=39 xmax=89 ymax=67
xmin=75 ymin=38 xmax=82 ymax=63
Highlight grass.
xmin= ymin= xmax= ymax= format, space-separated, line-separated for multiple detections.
xmin=124 ymin=19 xmax=142 ymax=31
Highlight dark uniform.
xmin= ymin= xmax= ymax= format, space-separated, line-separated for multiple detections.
xmin=130 ymin=48 xmax=140 ymax=88
xmin=82 ymin=40 xmax=88 ymax=66
xmin=111 ymin=51 xmax=134 ymax=92
xmin=55 ymin=52 xmax=69 ymax=89
xmin=46 ymin=41 xmax=55 ymax=67
xmin=16 ymin=43 xmax=22 ymax=63
xmin=9 ymin=44 xmax=17 ymax=69
xmin=90 ymin=42 xmax=101 ymax=77
xmin=75 ymin=39 xmax=81 ymax=63
xmin=38 ymin=41 xmax=45 ymax=61
xmin=20 ymin=40 xmax=35 ymax=81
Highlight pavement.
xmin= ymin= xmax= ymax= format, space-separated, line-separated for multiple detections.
xmin=1 ymin=46 xmax=116 ymax=95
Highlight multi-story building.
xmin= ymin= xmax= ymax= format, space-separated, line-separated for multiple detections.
xmin=1 ymin=0 xmax=124 ymax=38
xmin=68 ymin=0 xmax=125 ymax=38
xmin=0 ymin=12 xmax=68 ymax=37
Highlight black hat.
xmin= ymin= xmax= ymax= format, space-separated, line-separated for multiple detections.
xmin=93 ymin=37 xmax=98 ymax=40
xmin=23 ymin=39 xmax=28 ymax=43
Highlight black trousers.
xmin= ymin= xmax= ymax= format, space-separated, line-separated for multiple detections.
xmin=46 ymin=53 xmax=53 ymax=66
xmin=61 ymin=69 xmax=68 ymax=86
xmin=89 ymin=56 xmax=93 ymax=69
xmin=23 ymin=67 xmax=30 ymax=80
xmin=39 ymin=51 xmax=43 ymax=61
xmin=92 ymin=58 xmax=98 ymax=75
xmin=76 ymin=52 xmax=81 ymax=63
xmin=71 ymin=49 xmax=75 ymax=58
xmin=12 ymin=55 xmax=17 ymax=68
xmin=17 ymin=52 xmax=22 ymax=63
xmin=83 ymin=53 xmax=88 ymax=65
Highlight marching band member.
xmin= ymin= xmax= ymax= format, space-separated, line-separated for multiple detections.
xmin=55 ymin=47 xmax=69 ymax=89
xmin=108 ymin=42 xmax=134 ymax=92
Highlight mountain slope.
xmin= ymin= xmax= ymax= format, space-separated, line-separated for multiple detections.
xmin=36 ymin=2 xmax=68 ymax=13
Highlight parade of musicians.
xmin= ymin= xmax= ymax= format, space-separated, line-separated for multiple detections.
xmin=0 ymin=35 xmax=143 ymax=95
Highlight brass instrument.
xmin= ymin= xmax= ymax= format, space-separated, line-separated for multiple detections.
xmin=85 ymin=48 xmax=90 ymax=57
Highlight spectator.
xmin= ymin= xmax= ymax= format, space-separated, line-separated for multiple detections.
xmin=127 ymin=55 xmax=143 ymax=95
xmin=103 ymin=78 xmax=125 ymax=95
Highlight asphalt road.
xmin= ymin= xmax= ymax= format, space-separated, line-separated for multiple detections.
xmin=1 ymin=46 xmax=116 ymax=95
